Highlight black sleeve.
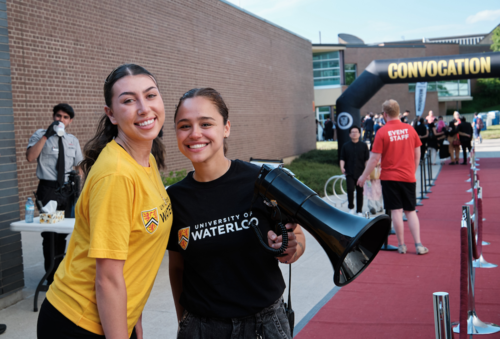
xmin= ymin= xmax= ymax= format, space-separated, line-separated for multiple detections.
xmin=340 ymin=144 xmax=346 ymax=161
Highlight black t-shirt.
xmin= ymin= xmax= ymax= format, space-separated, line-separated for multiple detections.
xmin=166 ymin=160 xmax=285 ymax=318
xmin=340 ymin=141 xmax=369 ymax=178
xmin=457 ymin=122 xmax=473 ymax=141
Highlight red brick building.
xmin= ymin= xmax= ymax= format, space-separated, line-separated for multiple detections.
xmin=0 ymin=0 xmax=314 ymax=303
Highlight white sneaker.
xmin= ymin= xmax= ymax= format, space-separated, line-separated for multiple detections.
xmin=357 ymin=212 xmax=364 ymax=217
xmin=348 ymin=209 xmax=356 ymax=215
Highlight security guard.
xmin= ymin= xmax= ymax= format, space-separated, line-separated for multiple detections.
xmin=26 ymin=103 xmax=83 ymax=284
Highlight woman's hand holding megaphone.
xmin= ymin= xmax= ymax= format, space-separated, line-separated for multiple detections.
xmin=268 ymin=223 xmax=306 ymax=264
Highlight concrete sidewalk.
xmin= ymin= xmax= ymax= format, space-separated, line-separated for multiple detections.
xmin=3 ymin=138 xmax=497 ymax=338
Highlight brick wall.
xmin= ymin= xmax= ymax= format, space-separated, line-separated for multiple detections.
xmin=7 ymin=0 xmax=315 ymax=217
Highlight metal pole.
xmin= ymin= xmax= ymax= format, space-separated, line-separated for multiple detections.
xmin=423 ymin=152 xmax=432 ymax=194
xmin=453 ymin=206 xmax=500 ymax=335
xmin=433 ymin=292 xmax=452 ymax=339
xmin=427 ymin=153 xmax=435 ymax=186
xmin=420 ymin=158 xmax=428 ymax=200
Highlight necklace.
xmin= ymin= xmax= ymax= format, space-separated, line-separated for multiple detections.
xmin=193 ymin=158 xmax=231 ymax=182
xmin=116 ymin=141 xmax=168 ymax=206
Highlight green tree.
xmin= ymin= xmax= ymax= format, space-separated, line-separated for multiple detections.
xmin=491 ymin=26 xmax=500 ymax=52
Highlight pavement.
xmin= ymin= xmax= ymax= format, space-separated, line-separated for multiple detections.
xmin=1 ymin=138 xmax=498 ymax=339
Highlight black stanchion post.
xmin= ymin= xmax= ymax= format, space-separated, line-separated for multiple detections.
xmin=420 ymin=157 xmax=429 ymax=200
xmin=423 ymin=152 xmax=432 ymax=194
xmin=380 ymin=208 xmax=397 ymax=251
xmin=428 ymin=153 xmax=435 ymax=186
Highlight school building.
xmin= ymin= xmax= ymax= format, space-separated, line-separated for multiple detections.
xmin=312 ymin=26 xmax=499 ymax=125
xmin=0 ymin=0 xmax=315 ymax=306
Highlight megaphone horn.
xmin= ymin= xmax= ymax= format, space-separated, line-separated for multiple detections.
xmin=251 ymin=164 xmax=391 ymax=287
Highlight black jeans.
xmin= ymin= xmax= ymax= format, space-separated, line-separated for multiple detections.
xmin=346 ymin=175 xmax=363 ymax=213
xmin=37 ymin=299 xmax=137 ymax=339
xmin=177 ymin=298 xmax=292 ymax=339
xmin=36 ymin=180 xmax=73 ymax=284
xmin=461 ymin=139 xmax=471 ymax=163
xmin=363 ymin=130 xmax=373 ymax=144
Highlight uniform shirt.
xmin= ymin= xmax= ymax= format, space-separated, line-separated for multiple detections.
xmin=27 ymin=129 xmax=83 ymax=182
xmin=167 ymin=160 xmax=285 ymax=318
xmin=340 ymin=140 xmax=369 ymax=178
xmin=371 ymin=120 xmax=422 ymax=183
xmin=47 ymin=140 xmax=173 ymax=336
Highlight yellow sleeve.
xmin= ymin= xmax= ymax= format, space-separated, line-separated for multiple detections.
xmin=88 ymin=174 xmax=135 ymax=260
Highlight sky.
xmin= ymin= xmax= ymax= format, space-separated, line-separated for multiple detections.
xmin=225 ymin=0 xmax=500 ymax=44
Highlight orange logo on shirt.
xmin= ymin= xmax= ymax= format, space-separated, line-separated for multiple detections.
xmin=178 ymin=227 xmax=190 ymax=250
xmin=141 ymin=208 xmax=159 ymax=234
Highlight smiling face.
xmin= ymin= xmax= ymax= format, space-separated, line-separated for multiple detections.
xmin=105 ymin=74 xmax=165 ymax=145
xmin=175 ymin=96 xmax=230 ymax=165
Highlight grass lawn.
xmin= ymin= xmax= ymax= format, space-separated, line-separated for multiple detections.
xmin=482 ymin=124 xmax=500 ymax=140
xmin=285 ymin=147 xmax=344 ymax=197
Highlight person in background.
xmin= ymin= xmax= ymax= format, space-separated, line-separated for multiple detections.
xmin=457 ymin=116 xmax=473 ymax=165
xmin=400 ymin=110 xmax=410 ymax=123
xmin=340 ymin=126 xmax=369 ymax=216
xmin=472 ymin=112 xmax=483 ymax=144
xmin=425 ymin=110 xmax=435 ymax=124
xmin=411 ymin=115 xmax=420 ymax=127
xmin=316 ymin=119 xmax=324 ymax=141
xmin=447 ymin=121 xmax=460 ymax=165
xmin=436 ymin=115 xmax=446 ymax=133
xmin=26 ymin=103 xmax=83 ymax=285
xmin=358 ymin=99 xmax=428 ymax=256
xmin=363 ymin=113 xmax=374 ymax=144
xmin=427 ymin=118 xmax=440 ymax=165
xmin=414 ymin=117 xmax=428 ymax=161
xmin=324 ymin=117 xmax=333 ymax=141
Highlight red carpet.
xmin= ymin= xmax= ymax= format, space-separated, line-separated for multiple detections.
xmin=296 ymin=158 xmax=500 ymax=338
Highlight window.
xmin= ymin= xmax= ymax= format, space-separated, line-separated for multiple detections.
xmin=408 ymin=80 xmax=470 ymax=97
xmin=313 ymin=51 xmax=340 ymax=87
xmin=316 ymin=106 xmax=331 ymax=126
xmin=344 ymin=64 xmax=356 ymax=85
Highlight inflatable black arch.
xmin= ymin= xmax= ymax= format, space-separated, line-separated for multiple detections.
xmin=335 ymin=51 xmax=500 ymax=154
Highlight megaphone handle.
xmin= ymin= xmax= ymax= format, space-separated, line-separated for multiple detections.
xmin=249 ymin=219 xmax=289 ymax=256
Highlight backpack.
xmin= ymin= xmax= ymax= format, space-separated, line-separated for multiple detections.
xmin=476 ymin=117 xmax=483 ymax=130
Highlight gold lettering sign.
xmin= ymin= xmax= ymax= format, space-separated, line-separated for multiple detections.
xmin=387 ymin=57 xmax=491 ymax=79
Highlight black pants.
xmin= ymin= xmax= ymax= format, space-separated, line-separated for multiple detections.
xmin=36 ymin=180 xmax=73 ymax=284
xmin=363 ymin=130 xmax=373 ymax=144
xmin=38 ymin=299 xmax=137 ymax=339
xmin=346 ymin=175 xmax=363 ymax=213
xmin=461 ymin=139 xmax=471 ymax=164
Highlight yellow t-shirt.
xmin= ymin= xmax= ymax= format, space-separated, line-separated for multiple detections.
xmin=47 ymin=140 xmax=172 ymax=336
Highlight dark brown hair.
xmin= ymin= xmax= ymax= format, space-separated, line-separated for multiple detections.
xmin=80 ymin=64 xmax=166 ymax=178
xmin=174 ymin=88 xmax=229 ymax=155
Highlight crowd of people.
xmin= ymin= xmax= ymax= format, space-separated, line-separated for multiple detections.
xmin=358 ymin=109 xmax=483 ymax=166
xmin=339 ymin=103 xmax=485 ymax=256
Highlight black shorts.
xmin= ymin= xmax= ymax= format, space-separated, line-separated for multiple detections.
xmin=381 ymin=180 xmax=416 ymax=211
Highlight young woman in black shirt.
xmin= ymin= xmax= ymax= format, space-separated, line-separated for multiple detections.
xmin=167 ymin=88 xmax=306 ymax=339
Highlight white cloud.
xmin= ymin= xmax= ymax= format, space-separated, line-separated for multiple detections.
xmin=466 ymin=9 xmax=500 ymax=24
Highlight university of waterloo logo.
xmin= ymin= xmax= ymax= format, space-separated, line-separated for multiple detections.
xmin=178 ymin=227 xmax=190 ymax=250
xmin=141 ymin=208 xmax=159 ymax=234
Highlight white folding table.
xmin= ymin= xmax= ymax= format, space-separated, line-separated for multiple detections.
xmin=10 ymin=217 xmax=75 ymax=311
